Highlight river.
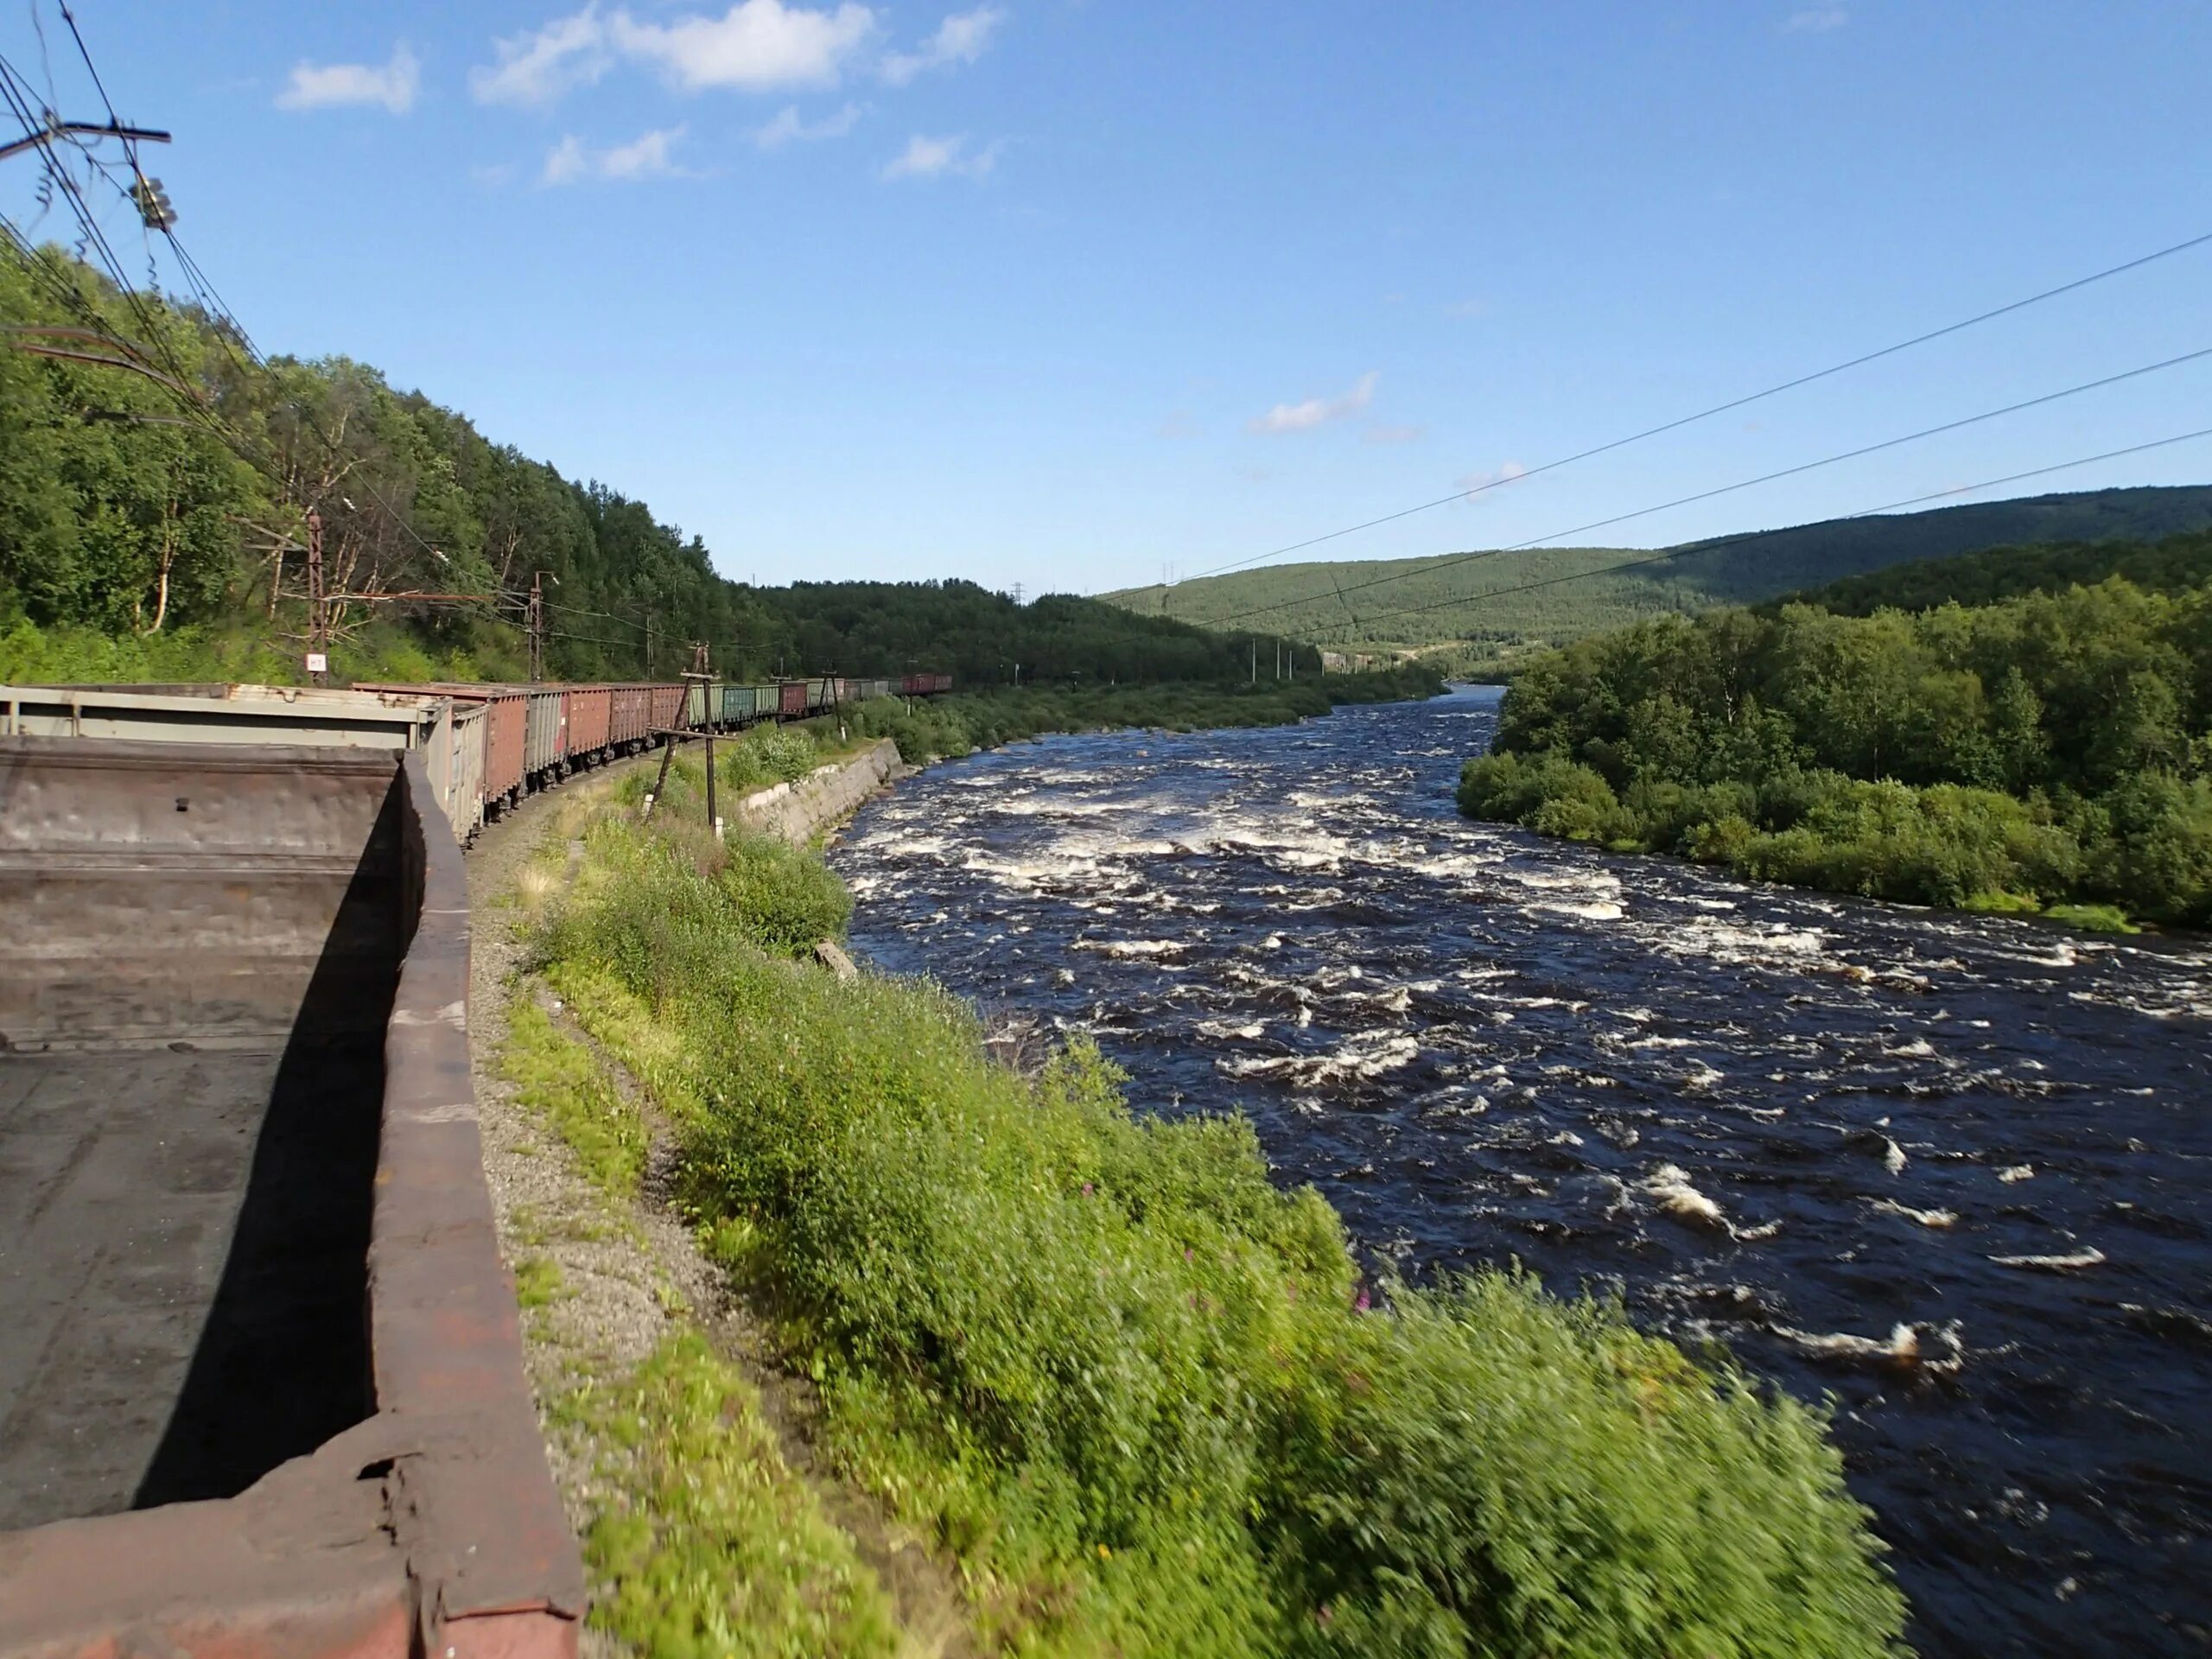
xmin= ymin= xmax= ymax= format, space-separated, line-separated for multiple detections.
xmin=829 ymin=685 xmax=2211 ymax=1657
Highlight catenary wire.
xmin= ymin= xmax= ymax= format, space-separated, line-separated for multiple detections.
xmin=1176 ymin=226 xmax=2212 ymax=586
xmin=1334 ymin=426 xmax=2212 ymax=639
xmin=1198 ymin=344 xmax=2212 ymax=631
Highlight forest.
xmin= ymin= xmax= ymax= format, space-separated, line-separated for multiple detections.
xmin=1100 ymin=486 xmax=2212 ymax=680
xmin=1458 ymin=531 xmax=2212 ymax=929
xmin=0 ymin=243 xmax=1309 ymax=691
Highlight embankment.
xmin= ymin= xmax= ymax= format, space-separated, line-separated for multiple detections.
xmin=735 ymin=737 xmax=909 ymax=844
xmin=510 ymin=725 xmax=1910 ymax=1657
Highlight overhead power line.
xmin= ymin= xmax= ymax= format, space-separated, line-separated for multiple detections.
xmin=1200 ymin=343 xmax=2212 ymax=631
xmin=1336 ymin=425 xmax=2212 ymax=637
xmin=1177 ymin=226 xmax=2212 ymax=586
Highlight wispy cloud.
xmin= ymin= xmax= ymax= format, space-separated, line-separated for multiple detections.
xmin=474 ymin=1 xmax=876 ymax=103
xmin=473 ymin=5 xmax=613 ymax=105
xmin=276 ymin=43 xmax=421 ymax=113
xmin=1459 ymin=459 xmax=1527 ymax=501
xmin=880 ymin=132 xmax=1000 ymax=180
xmin=1442 ymin=296 xmax=1489 ymax=320
xmin=1249 ymin=371 xmax=1379 ymax=435
xmin=755 ymin=100 xmax=862 ymax=146
xmin=1364 ymin=423 xmax=1424 ymax=445
xmin=542 ymin=124 xmax=690 ymax=184
xmin=1783 ymin=7 xmax=1848 ymax=31
xmin=612 ymin=0 xmax=875 ymax=90
xmin=880 ymin=5 xmax=1004 ymax=85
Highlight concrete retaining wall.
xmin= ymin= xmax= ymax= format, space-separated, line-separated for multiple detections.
xmin=738 ymin=737 xmax=907 ymax=846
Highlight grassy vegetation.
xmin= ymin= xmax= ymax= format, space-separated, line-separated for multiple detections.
xmin=503 ymin=999 xmax=650 ymax=1201
xmin=0 ymin=609 xmax=521 ymax=686
xmin=571 ymin=1332 xmax=900 ymax=1659
xmin=500 ymin=1000 xmax=902 ymax=1658
xmin=1459 ymin=565 xmax=2212 ymax=929
xmin=522 ymin=766 xmax=1907 ymax=1657
xmin=1096 ymin=487 xmax=2212 ymax=678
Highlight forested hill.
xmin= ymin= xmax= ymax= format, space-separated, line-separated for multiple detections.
xmin=0 ymin=243 xmax=1311 ymax=690
xmin=1777 ymin=526 xmax=2212 ymax=617
xmin=1096 ymin=486 xmax=2212 ymax=677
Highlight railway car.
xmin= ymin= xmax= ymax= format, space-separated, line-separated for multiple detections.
xmin=342 ymin=667 xmax=950 ymax=838
xmin=432 ymin=701 xmax=489 ymax=841
xmin=568 ymin=684 xmax=612 ymax=762
xmin=359 ymin=683 xmax=528 ymax=810
xmin=524 ymin=687 xmax=568 ymax=780
xmin=610 ymin=684 xmax=652 ymax=750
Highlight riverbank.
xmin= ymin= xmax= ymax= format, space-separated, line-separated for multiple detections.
xmin=828 ymin=690 xmax=2212 ymax=1658
xmin=493 ymin=721 xmax=1905 ymax=1656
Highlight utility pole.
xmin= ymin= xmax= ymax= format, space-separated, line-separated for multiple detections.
xmin=1250 ymin=637 xmax=1257 ymax=686
xmin=306 ymin=508 xmax=327 ymax=685
xmin=645 ymin=610 xmax=656 ymax=679
xmin=527 ymin=571 xmax=544 ymax=682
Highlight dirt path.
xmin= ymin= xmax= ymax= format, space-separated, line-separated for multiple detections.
xmin=462 ymin=753 xmax=969 ymax=1658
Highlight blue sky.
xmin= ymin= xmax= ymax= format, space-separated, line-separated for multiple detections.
xmin=6 ymin=1 xmax=2211 ymax=594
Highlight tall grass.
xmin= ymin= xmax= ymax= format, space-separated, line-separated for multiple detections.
xmin=535 ymin=812 xmax=1907 ymax=1656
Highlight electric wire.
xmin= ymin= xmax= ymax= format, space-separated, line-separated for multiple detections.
xmin=1198 ymin=344 xmax=2212 ymax=630
xmin=1334 ymin=426 xmax=2212 ymax=639
xmin=1178 ymin=226 xmax=2212 ymax=586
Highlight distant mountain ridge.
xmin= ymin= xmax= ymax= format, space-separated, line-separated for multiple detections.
xmin=1098 ymin=485 xmax=2212 ymax=677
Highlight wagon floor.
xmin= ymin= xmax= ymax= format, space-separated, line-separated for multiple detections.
xmin=0 ymin=1039 xmax=380 ymax=1531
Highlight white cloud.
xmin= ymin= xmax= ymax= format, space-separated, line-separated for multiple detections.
xmin=1783 ymin=7 xmax=1848 ymax=30
xmin=1459 ymin=460 xmax=1527 ymax=501
xmin=472 ymin=5 xmax=613 ymax=105
xmin=1443 ymin=296 xmax=1489 ymax=320
xmin=1249 ymin=371 xmax=1379 ymax=435
xmin=755 ymin=100 xmax=862 ymax=146
xmin=880 ymin=132 xmax=1000 ymax=180
xmin=880 ymin=4 xmax=1004 ymax=85
xmin=275 ymin=42 xmax=421 ymax=113
xmin=541 ymin=124 xmax=689 ymax=184
xmin=1364 ymin=423 xmax=1423 ymax=445
xmin=611 ymin=0 xmax=876 ymax=91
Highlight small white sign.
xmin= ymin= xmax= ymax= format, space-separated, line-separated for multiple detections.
xmin=305 ymin=652 xmax=328 ymax=673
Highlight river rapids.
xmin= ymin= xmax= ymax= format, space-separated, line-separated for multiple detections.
xmin=830 ymin=686 xmax=2211 ymax=1657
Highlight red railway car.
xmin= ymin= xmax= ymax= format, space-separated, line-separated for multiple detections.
xmin=343 ymin=669 xmax=951 ymax=839
xmin=567 ymin=685 xmax=611 ymax=760
xmin=609 ymin=684 xmax=652 ymax=749
xmin=649 ymin=683 xmax=685 ymax=731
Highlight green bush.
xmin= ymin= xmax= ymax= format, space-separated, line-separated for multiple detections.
xmin=541 ymin=817 xmax=1907 ymax=1657
xmin=1461 ymin=572 xmax=2212 ymax=925
xmin=717 ymin=830 xmax=852 ymax=954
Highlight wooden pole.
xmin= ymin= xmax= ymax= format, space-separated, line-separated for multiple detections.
xmin=642 ymin=733 xmax=676 ymax=819
xmin=705 ymin=732 xmax=721 ymax=840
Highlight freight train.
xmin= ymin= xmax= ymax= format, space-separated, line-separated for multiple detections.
xmin=349 ymin=671 xmax=952 ymax=839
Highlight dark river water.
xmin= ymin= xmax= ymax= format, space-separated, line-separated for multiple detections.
xmin=830 ymin=687 xmax=2211 ymax=1657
